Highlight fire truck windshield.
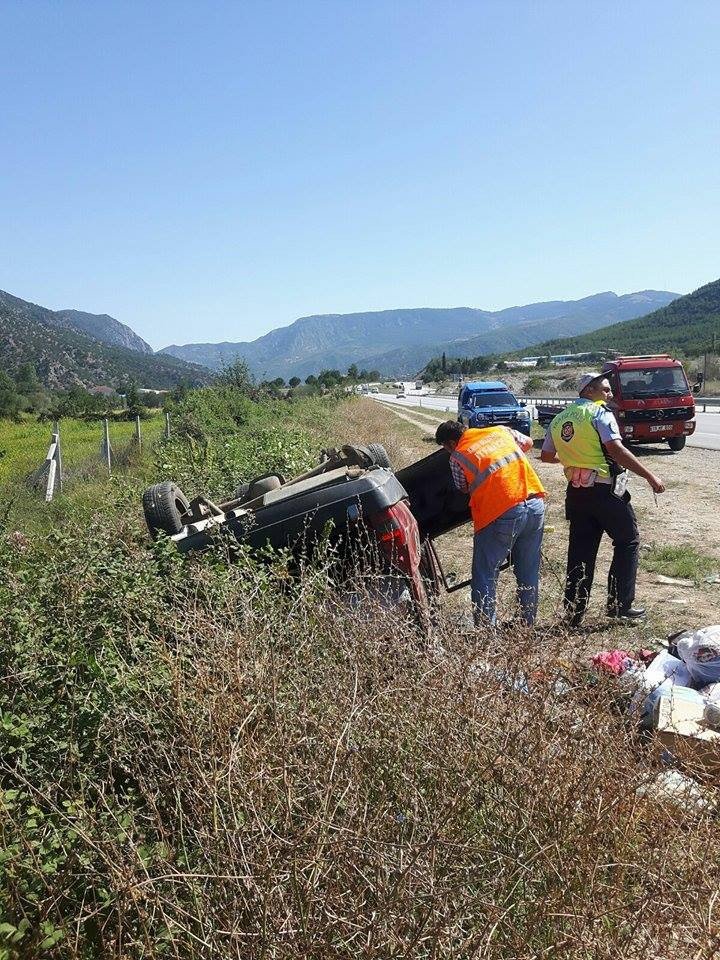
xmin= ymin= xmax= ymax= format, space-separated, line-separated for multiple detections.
xmin=618 ymin=367 xmax=689 ymax=398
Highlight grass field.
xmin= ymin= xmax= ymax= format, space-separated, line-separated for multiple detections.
xmin=0 ymin=414 xmax=166 ymax=490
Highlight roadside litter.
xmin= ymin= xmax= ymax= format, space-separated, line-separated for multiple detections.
xmin=654 ymin=574 xmax=695 ymax=588
xmin=592 ymin=626 xmax=720 ymax=793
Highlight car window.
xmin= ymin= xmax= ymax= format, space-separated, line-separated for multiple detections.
xmin=472 ymin=392 xmax=517 ymax=408
xmin=618 ymin=367 xmax=689 ymax=398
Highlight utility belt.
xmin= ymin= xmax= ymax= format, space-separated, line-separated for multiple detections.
xmin=565 ymin=463 xmax=628 ymax=498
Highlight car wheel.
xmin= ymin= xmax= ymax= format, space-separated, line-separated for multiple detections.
xmin=365 ymin=442 xmax=392 ymax=468
xmin=142 ymin=481 xmax=191 ymax=538
xmin=668 ymin=436 xmax=686 ymax=451
xmin=247 ymin=473 xmax=284 ymax=499
xmin=231 ymin=482 xmax=251 ymax=503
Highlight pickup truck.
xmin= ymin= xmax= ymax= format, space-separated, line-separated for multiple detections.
xmin=458 ymin=381 xmax=532 ymax=436
xmin=535 ymin=355 xmax=696 ymax=451
xmin=142 ymin=443 xmax=472 ymax=626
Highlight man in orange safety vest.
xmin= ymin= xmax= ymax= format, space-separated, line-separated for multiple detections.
xmin=435 ymin=420 xmax=546 ymax=626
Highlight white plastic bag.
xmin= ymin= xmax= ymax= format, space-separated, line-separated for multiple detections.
xmin=628 ymin=651 xmax=692 ymax=723
xmin=676 ymin=626 xmax=720 ymax=686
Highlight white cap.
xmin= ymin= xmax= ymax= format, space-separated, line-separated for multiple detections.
xmin=577 ymin=372 xmax=605 ymax=395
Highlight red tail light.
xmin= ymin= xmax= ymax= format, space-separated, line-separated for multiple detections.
xmin=368 ymin=501 xmax=421 ymax=575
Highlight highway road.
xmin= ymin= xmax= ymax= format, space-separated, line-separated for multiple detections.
xmin=372 ymin=392 xmax=720 ymax=451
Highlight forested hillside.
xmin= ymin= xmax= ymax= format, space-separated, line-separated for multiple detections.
xmin=53 ymin=308 xmax=153 ymax=353
xmin=0 ymin=290 xmax=212 ymax=390
xmin=507 ymin=278 xmax=720 ymax=358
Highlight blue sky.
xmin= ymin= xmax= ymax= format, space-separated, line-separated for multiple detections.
xmin=2 ymin=0 xmax=719 ymax=349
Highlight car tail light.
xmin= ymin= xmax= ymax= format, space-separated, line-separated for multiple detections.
xmin=368 ymin=501 xmax=421 ymax=575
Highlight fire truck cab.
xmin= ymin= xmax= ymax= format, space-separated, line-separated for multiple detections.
xmin=601 ymin=355 xmax=695 ymax=451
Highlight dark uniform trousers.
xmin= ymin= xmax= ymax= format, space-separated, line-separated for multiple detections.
xmin=564 ymin=483 xmax=639 ymax=617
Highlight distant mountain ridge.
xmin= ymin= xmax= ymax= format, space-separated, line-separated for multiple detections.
xmin=160 ymin=290 xmax=679 ymax=379
xmin=53 ymin=308 xmax=153 ymax=354
xmin=0 ymin=289 xmax=211 ymax=390
xmin=503 ymin=279 xmax=720 ymax=359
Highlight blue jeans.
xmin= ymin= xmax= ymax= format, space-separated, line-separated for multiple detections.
xmin=471 ymin=497 xmax=545 ymax=626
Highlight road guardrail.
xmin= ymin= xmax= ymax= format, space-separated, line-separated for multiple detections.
xmin=432 ymin=393 xmax=720 ymax=412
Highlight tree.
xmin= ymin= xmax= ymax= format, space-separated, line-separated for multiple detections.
xmin=0 ymin=372 xmax=21 ymax=419
xmin=305 ymin=374 xmax=318 ymax=386
xmin=441 ymin=352 xmax=447 ymax=373
xmin=347 ymin=364 xmax=359 ymax=381
xmin=318 ymin=369 xmax=343 ymax=388
xmin=15 ymin=363 xmax=45 ymax=411
xmin=289 ymin=376 xmax=301 ymax=388
xmin=124 ymin=381 xmax=147 ymax=419
xmin=216 ymin=359 xmax=255 ymax=394
xmin=46 ymin=386 xmax=110 ymax=421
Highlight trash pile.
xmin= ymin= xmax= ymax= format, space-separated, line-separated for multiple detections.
xmin=593 ymin=626 xmax=720 ymax=799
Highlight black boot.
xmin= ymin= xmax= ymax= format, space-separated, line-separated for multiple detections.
xmin=607 ymin=604 xmax=646 ymax=622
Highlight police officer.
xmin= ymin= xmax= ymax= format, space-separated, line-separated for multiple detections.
xmin=540 ymin=373 xmax=665 ymax=625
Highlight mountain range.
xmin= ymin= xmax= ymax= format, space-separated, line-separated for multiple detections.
xmin=159 ymin=290 xmax=678 ymax=379
xmin=503 ymin=278 xmax=720 ymax=361
xmin=2 ymin=282 xmax=701 ymax=392
xmin=0 ymin=290 xmax=210 ymax=390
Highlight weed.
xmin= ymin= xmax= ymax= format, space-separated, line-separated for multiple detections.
xmin=642 ymin=544 xmax=718 ymax=581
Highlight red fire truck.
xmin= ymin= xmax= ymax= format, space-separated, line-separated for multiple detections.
xmin=537 ymin=355 xmax=696 ymax=451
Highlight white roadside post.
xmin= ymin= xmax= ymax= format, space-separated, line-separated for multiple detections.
xmin=53 ymin=420 xmax=63 ymax=494
xmin=102 ymin=418 xmax=112 ymax=476
xmin=135 ymin=415 xmax=142 ymax=452
xmin=165 ymin=411 xmax=171 ymax=440
xmin=44 ymin=428 xmax=60 ymax=502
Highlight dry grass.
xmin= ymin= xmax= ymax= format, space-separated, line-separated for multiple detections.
xmin=4 ymin=542 xmax=720 ymax=957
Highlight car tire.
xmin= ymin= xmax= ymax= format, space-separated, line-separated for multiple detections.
xmin=248 ymin=473 xmax=284 ymax=497
xmin=668 ymin=436 xmax=686 ymax=452
xmin=365 ymin=442 xmax=392 ymax=468
xmin=143 ymin=481 xmax=191 ymax=538
xmin=231 ymin=482 xmax=251 ymax=503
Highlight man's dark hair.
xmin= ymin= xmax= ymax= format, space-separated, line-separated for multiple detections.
xmin=435 ymin=420 xmax=466 ymax=446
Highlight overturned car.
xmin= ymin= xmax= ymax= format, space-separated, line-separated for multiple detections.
xmin=142 ymin=443 xmax=473 ymax=622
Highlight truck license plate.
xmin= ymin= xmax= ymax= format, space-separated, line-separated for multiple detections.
xmin=649 ymin=424 xmax=666 ymax=433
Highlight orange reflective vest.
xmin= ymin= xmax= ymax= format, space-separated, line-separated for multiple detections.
xmin=451 ymin=427 xmax=546 ymax=532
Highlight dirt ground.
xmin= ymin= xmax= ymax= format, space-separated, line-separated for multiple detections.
xmin=341 ymin=398 xmax=720 ymax=647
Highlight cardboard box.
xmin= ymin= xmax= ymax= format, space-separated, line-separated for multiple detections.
xmin=653 ymin=692 xmax=720 ymax=777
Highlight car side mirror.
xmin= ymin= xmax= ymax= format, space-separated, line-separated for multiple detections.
xmin=520 ymin=400 xmax=527 ymax=407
